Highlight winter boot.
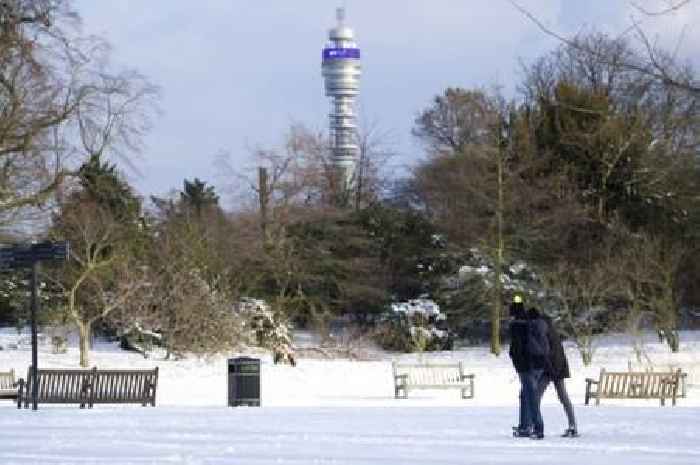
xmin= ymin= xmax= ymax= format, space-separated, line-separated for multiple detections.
xmin=530 ymin=431 xmax=544 ymax=440
xmin=561 ymin=427 xmax=579 ymax=438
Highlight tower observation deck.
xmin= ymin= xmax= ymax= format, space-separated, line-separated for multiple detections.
xmin=322 ymin=7 xmax=361 ymax=194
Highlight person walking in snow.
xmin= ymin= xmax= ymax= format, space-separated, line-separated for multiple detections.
xmin=537 ymin=313 xmax=578 ymax=437
xmin=522 ymin=306 xmax=550 ymax=439
xmin=508 ymin=295 xmax=532 ymax=437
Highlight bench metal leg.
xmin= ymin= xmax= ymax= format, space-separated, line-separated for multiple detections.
xmin=661 ymin=396 xmax=676 ymax=407
xmin=461 ymin=379 xmax=474 ymax=399
xmin=584 ymin=380 xmax=597 ymax=406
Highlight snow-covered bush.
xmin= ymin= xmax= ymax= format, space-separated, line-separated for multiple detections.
xmin=434 ymin=248 xmax=541 ymax=338
xmin=112 ymin=269 xmax=248 ymax=360
xmin=119 ymin=322 xmax=164 ymax=359
xmin=391 ymin=298 xmax=441 ymax=318
xmin=236 ymin=298 xmax=296 ymax=366
xmin=373 ymin=298 xmax=452 ymax=352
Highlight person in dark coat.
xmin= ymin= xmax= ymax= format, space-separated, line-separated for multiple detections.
xmin=508 ymin=295 xmax=531 ymax=437
xmin=523 ymin=307 xmax=550 ymax=439
xmin=537 ymin=314 xmax=578 ymax=437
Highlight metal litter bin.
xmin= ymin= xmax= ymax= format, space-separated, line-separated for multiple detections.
xmin=228 ymin=357 xmax=260 ymax=406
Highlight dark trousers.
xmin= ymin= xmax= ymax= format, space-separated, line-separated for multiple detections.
xmin=517 ymin=369 xmax=544 ymax=434
xmin=537 ymin=375 xmax=576 ymax=430
xmin=517 ymin=372 xmax=529 ymax=430
xmin=523 ymin=369 xmax=545 ymax=434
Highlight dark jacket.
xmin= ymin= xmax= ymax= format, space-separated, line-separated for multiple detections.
xmin=543 ymin=315 xmax=570 ymax=380
xmin=508 ymin=302 xmax=529 ymax=373
xmin=525 ymin=308 xmax=550 ymax=371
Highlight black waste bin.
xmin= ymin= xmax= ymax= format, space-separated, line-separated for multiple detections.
xmin=228 ymin=357 xmax=261 ymax=406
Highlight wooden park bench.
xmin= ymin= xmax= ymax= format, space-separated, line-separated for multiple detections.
xmin=585 ymin=368 xmax=682 ymax=406
xmin=17 ymin=367 xmax=159 ymax=409
xmin=0 ymin=369 xmax=18 ymax=400
xmin=392 ymin=361 xmax=475 ymax=399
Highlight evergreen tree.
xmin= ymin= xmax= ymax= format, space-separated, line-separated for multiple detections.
xmin=180 ymin=178 xmax=220 ymax=217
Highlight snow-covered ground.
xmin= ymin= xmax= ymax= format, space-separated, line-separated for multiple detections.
xmin=1 ymin=328 xmax=699 ymax=464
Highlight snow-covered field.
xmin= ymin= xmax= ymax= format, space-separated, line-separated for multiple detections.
xmin=1 ymin=328 xmax=700 ymax=464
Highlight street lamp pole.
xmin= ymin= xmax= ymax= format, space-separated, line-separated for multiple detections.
xmin=30 ymin=261 xmax=39 ymax=411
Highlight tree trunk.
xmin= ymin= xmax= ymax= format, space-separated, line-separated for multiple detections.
xmin=663 ymin=329 xmax=679 ymax=352
xmin=491 ymin=143 xmax=504 ymax=356
xmin=258 ymin=167 xmax=268 ymax=240
xmin=577 ymin=336 xmax=593 ymax=366
xmin=627 ymin=311 xmax=644 ymax=363
xmin=581 ymin=350 xmax=592 ymax=366
xmin=661 ymin=275 xmax=680 ymax=353
xmin=491 ymin=266 xmax=502 ymax=356
xmin=355 ymin=146 xmax=364 ymax=211
xmin=78 ymin=320 xmax=91 ymax=367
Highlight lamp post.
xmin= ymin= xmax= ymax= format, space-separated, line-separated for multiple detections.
xmin=0 ymin=241 xmax=69 ymax=410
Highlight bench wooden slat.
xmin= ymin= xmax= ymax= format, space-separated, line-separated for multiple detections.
xmin=392 ymin=362 xmax=474 ymax=399
xmin=17 ymin=367 xmax=158 ymax=408
xmin=585 ymin=369 xmax=681 ymax=406
xmin=93 ymin=368 xmax=158 ymax=406
xmin=0 ymin=369 xmax=17 ymax=400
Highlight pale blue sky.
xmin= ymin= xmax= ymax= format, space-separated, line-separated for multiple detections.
xmin=72 ymin=1 xmax=700 ymax=203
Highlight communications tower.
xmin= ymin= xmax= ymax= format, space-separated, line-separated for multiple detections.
xmin=321 ymin=7 xmax=361 ymax=197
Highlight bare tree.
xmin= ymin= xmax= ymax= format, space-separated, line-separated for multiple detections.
xmin=541 ymin=258 xmax=621 ymax=365
xmin=353 ymin=118 xmax=396 ymax=210
xmin=510 ymin=0 xmax=700 ymax=95
xmin=216 ymin=125 xmax=331 ymax=221
xmin=413 ymin=88 xmax=496 ymax=154
xmin=49 ymin=199 xmax=146 ymax=366
xmin=0 ymin=1 xmax=159 ymax=243
xmin=219 ymin=120 xmax=395 ymax=215
xmin=0 ymin=1 xmax=81 ymax=227
xmin=73 ymin=68 xmax=159 ymax=168
xmin=619 ymin=233 xmax=685 ymax=352
xmin=116 ymin=255 xmax=247 ymax=360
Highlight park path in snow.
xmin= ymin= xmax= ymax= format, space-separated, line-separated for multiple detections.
xmin=1 ymin=328 xmax=700 ymax=464
xmin=1 ymin=405 xmax=699 ymax=464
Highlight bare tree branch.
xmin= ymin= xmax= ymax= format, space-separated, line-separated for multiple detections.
xmin=631 ymin=0 xmax=691 ymax=16
xmin=509 ymin=0 xmax=700 ymax=93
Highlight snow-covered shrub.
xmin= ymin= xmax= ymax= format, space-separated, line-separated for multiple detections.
xmin=236 ymin=298 xmax=295 ymax=366
xmin=373 ymin=298 xmax=452 ymax=352
xmin=119 ymin=323 xmax=163 ymax=359
xmin=112 ymin=269 xmax=248 ymax=360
